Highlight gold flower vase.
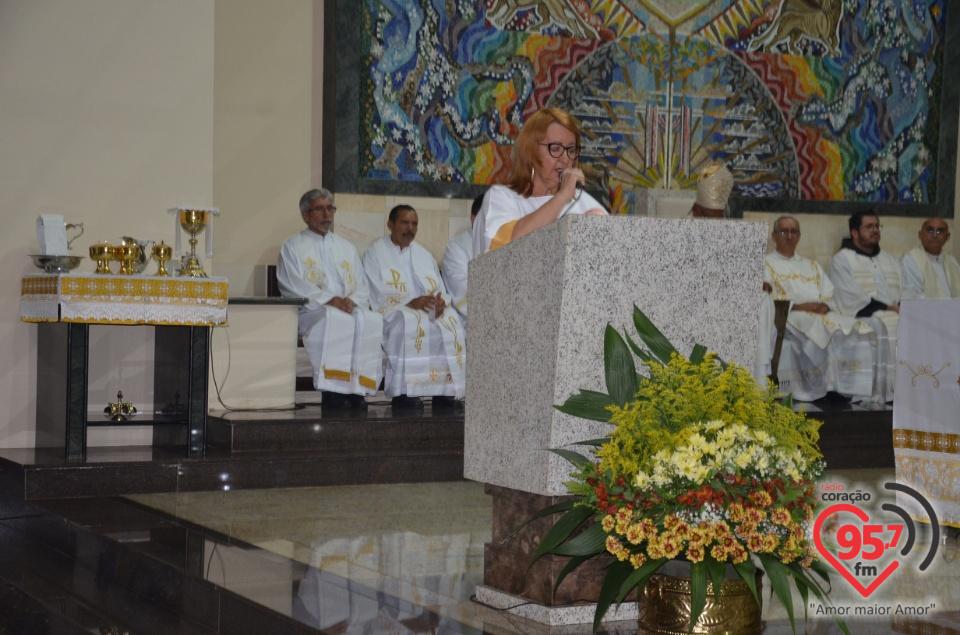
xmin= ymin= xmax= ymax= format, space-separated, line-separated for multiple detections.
xmin=638 ymin=569 xmax=763 ymax=635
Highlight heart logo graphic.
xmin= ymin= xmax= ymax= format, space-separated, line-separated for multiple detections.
xmin=813 ymin=503 xmax=899 ymax=598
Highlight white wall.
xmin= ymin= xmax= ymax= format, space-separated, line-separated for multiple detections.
xmin=0 ymin=1 xmax=214 ymax=447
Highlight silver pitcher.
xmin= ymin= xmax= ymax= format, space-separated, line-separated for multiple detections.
xmin=119 ymin=236 xmax=155 ymax=274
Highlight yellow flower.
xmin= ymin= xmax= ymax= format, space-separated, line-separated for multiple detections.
xmin=763 ymin=533 xmax=780 ymax=553
xmin=727 ymin=503 xmax=745 ymax=523
xmin=769 ymin=507 xmax=791 ymax=526
xmin=601 ymin=515 xmax=616 ymax=532
xmin=647 ymin=541 xmax=665 ymax=560
xmin=606 ymin=535 xmax=627 ymax=560
xmin=686 ymin=544 xmax=705 ymax=563
xmin=710 ymin=544 xmax=729 ymax=562
xmin=731 ymin=544 xmax=749 ymax=564
xmin=749 ymin=490 xmax=772 ymax=508
xmin=629 ymin=553 xmax=647 ymax=569
xmin=752 ymin=430 xmax=773 ymax=446
xmin=687 ymin=528 xmax=706 ymax=546
xmin=658 ymin=531 xmax=682 ymax=560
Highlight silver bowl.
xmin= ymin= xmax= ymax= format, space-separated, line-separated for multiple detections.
xmin=29 ymin=254 xmax=84 ymax=273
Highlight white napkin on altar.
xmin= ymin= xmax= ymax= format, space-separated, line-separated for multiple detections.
xmin=36 ymin=214 xmax=68 ymax=255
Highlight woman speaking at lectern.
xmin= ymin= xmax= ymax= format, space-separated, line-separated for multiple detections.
xmin=473 ymin=107 xmax=608 ymax=255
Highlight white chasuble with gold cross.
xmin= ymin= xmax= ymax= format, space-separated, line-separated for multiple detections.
xmin=277 ymin=229 xmax=383 ymax=395
xmin=364 ymin=236 xmax=465 ymax=399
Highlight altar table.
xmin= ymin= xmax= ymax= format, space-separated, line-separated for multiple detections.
xmin=893 ymin=300 xmax=960 ymax=529
xmin=21 ymin=273 xmax=228 ymax=460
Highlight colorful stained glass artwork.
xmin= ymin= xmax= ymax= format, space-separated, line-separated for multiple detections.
xmin=357 ymin=0 xmax=948 ymax=213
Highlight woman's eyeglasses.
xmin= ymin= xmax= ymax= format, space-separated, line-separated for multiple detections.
xmin=541 ymin=143 xmax=581 ymax=159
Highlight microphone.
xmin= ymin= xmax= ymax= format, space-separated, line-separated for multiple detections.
xmin=561 ymin=169 xmax=584 ymax=202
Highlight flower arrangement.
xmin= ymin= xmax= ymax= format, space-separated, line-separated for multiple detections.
xmin=532 ymin=306 xmax=847 ymax=633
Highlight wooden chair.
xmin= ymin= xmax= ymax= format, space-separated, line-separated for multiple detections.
xmin=769 ymin=300 xmax=791 ymax=386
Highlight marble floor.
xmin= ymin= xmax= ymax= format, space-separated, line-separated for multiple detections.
xmin=123 ymin=468 xmax=960 ymax=635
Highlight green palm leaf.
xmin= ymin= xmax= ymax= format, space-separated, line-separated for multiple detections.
xmin=632 ymin=305 xmax=678 ymax=365
xmin=593 ymin=561 xmax=634 ymax=632
xmin=604 ymin=325 xmax=637 ymax=406
xmin=555 ymin=390 xmax=615 ymax=422
xmin=531 ymin=506 xmax=593 ymax=561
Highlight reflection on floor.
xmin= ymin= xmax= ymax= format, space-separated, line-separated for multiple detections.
xmin=121 ymin=468 xmax=959 ymax=635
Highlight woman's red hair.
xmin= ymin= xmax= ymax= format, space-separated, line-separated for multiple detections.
xmin=506 ymin=108 xmax=582 ymax=197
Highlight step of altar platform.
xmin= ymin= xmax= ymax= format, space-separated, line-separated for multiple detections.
xmin=0 ymin=399 xmax=465 ymax=500
xmin=799 ymin=399 xmax=894 ymax=470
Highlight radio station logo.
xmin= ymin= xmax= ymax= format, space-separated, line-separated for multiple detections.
xmin=813 ymin=482 xmax=940 ymax=598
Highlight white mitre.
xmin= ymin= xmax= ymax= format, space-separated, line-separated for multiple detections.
xmin=695 ymin=162 xmax=734 ymax=210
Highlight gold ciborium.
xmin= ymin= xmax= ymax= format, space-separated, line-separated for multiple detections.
xmin=89 ymin=242 xmax=114 ymax=274
xmin=178 ymin=210 xmax=208 ymax=277
xmin=115 ymin=243 xmax=141 ymax=275
xmin=152 ymin=241 xmax=173 ymax=276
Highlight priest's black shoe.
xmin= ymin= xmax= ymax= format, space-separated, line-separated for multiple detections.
xmin=391 ymin=395 xmax=423 ymax=410
xmin=432 ymin=396 xmax=462 ymax=411
xmin=348 ymin=394 xmax=368 ymax=410
xmin=321 ymin=391 xmax=350 ymax=409
xmin=814 ymin=391 xmax=852 ymax=404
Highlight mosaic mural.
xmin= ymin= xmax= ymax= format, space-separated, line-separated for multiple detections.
xmin=354 ymin=0 xmax=949 ymax=214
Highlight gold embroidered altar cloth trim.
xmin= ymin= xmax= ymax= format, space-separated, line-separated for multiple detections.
xmin=20 ymin=273 xmax=228 ymax=326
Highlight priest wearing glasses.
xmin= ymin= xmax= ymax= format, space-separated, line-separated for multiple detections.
xmin=900 ymin=218 xmax=960 ymax=300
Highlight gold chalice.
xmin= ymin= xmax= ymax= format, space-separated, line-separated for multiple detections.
xmin=178 ymin=210 xmax=208 ymax=277
xmin=115 ymin=243 xmax=141 ymax=275
xmin=89 ymin=242 xmax=114 ymax=274
xmin=152 ymin=241 xmax=173 ymax=276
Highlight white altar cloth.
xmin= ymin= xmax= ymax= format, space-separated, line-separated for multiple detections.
xmin=893 ymin=300 xmax=960 ymax=528
xmin=21 ymin=273 xmax=228 ymax=326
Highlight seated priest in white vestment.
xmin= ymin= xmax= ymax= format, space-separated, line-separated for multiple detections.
xmin=763 ymin=216 xmax=875 ymax=401
xmin=827 ymin=210 xmax=900 ymax=402
xmin=364 ymin=205 xmax=466 ymax=410
xmin=441 ymin=194 xmax=480 ymax=324
xmin=901 ymin=218 xmax=960 ymax=300
xmin=277 ymin=188 xmax=383 ymax=410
